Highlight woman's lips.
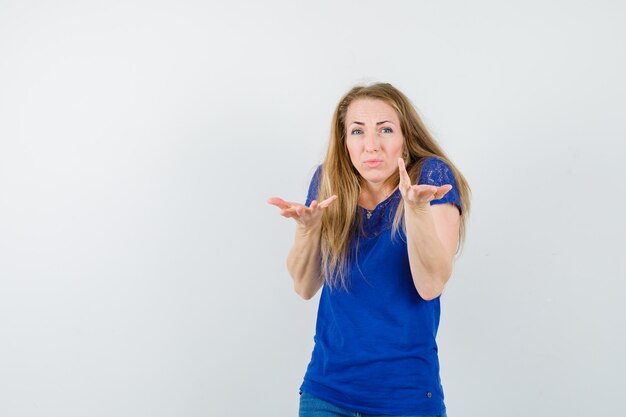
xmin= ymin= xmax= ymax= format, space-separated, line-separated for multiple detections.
xmin=364 ymin=159 xmax=383 ymax=168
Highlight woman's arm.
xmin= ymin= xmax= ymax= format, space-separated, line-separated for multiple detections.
xmin=268 ymin=196 xmax=337 ymax=300
xmin=287 ymin=224 xmax=324 ymax=300
xmin=397 ymin=158 xmax=460 ymax=300
xmin=404 ymin=203 xmax=460 ymax=300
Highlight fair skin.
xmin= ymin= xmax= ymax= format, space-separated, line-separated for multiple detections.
xmin=345 ymin=98 xmax=404 ymax=208
xmin=266 ymin=195 xmax=336 ymax=299
xmin=268 ymin=98 xmax=460 ymax=300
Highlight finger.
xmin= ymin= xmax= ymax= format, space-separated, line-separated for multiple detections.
xmin=409 ymin=185 xmax=437 ymax=201
xmin=318 ymin=195 xmax=338 ymax=208
xmin=397 ymin=158 xmax=408 ymax=186
xmin=397 ymin=158 xmax=413 ymax=192
xmin=279 ymin=202 xmax=305 ymax=215
xmin=433 ymin=184 xmax=453 ymax=200
xmin=398 ymin=159 xmax=407 ymax=192
xmin=281 ymin=210 xmax=301 ymax=220
xmin=280 ymin=208 xmax=294 ymax=218
xmin=267 ymin=197 xmax=293 ymax=210
xmin=309 ymin=200 xmax=319 ymax=210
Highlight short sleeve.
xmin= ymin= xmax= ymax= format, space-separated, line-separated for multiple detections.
xmin=305 ymin=165 xmax=322 ymax=207
xmin=418 ymin=157 xmax=463 ymax=215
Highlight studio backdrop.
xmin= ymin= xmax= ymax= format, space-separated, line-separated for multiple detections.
xmin=0 ymin=1 xmax=624 ymax=416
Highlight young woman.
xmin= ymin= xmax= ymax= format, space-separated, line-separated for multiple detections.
xmin=269 ymin=83 xmax=470 ymax=417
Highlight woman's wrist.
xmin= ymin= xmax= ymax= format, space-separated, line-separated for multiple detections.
xmin=295 ymin=222 xmax=322 ymax=239
xmin=404 ymin=201 xmax=431 ymax=216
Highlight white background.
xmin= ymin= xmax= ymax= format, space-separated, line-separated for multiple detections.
xmin=1 ymin=1 xmax=624 ymax=416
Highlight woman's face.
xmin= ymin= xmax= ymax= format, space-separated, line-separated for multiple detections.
xmin=345 ymin=98 xmax=405 ymax=190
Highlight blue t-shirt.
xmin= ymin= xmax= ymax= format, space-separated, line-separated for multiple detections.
xmin=299 ymin=157 xmax=462 ymax=415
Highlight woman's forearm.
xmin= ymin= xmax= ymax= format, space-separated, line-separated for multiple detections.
xmin=286 ymin=224 xmax=324 ymax=300
xmin=404 ymin=204 xmax=452 ymax=300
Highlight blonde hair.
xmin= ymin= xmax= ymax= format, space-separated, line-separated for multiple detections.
xmin=316 ymin=83 xmax=471 ymax=292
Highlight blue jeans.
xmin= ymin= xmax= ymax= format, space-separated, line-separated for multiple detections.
xmin=299 ymin=391 xmax=447 ymax=417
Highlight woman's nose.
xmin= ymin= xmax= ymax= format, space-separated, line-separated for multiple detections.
xmin=364 ymin=132 xmax=380 ymax=152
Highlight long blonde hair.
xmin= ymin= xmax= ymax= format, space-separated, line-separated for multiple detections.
xmin=316 ymin=83 xmax=471 ymax=292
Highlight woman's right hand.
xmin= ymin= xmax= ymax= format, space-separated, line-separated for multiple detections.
xmin=267 ymin=195 xmax=338 ymax=230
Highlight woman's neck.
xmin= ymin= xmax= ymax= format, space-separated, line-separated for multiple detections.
xmin=359 ymin=181 xmax=398 ymax=210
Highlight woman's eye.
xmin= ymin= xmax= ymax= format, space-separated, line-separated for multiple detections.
xmin=381 ymin=127 xmax=393 ymax=133
xmin=351 ymin=129 xmax=363 ymax=135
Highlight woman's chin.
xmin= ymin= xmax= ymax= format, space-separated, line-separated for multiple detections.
xmin=361 ymin=174 xmax=393 ymax=187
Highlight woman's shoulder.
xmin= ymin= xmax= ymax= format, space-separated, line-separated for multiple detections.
xmin=418 ymin=156 xmax=462 ymax=214
xmin=417 ymin=156 xmax=454 ymax=183
xmin=420 ymin=156 xmax=449 ymax=169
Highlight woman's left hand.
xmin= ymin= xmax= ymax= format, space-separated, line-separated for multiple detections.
xmin=398 ymin=158 xmax=452 ymax=210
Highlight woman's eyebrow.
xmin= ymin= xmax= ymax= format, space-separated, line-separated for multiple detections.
xmin=349 ymin=120 xmax=395 ymax=125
